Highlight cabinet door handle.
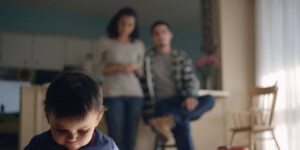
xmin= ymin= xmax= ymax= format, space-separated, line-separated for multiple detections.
xmin=23 ymin=60 xmax=27 ymax=65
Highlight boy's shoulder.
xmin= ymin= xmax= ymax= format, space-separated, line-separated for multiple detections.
xmin=24 ymin=129 xmax=118 ymax=150
xmin=24 ymin=130 xmax=65 ymax=150
xmin=83 ymin=129 xmax=119 ymax=150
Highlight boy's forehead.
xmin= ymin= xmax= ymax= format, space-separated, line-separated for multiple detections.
xmin=48 ymin=111 xmax=99 ymax=128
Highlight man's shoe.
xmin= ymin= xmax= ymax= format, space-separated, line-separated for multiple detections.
xmin=149 ymin=115 xmax=175 ymax=143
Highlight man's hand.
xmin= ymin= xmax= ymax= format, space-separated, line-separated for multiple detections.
xmin=181 ymin=97 xmax=199 ymax=111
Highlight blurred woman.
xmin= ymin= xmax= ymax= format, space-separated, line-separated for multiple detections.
xmin=92 ymin=7 xmax=144 ymax=150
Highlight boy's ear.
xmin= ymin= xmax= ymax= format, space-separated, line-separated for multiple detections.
xmin=46 ymin=113 xmax=50 ymax=123
xmin=96 ymin=112 xmax=104 ymax=126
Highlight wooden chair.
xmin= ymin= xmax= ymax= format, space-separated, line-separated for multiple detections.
xmin=229 ymin=84 xmax=280 ymax=150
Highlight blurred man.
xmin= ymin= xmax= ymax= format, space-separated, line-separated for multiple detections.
xmin=141 ymin=21 xmax=215 ymax=150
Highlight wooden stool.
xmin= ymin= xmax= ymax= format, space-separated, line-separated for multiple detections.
xmin=154 ymin=135 xmax=176 ymax=150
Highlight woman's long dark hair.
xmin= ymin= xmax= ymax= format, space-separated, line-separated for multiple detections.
xmin=106 ymin=7 xmax=139 ymax=41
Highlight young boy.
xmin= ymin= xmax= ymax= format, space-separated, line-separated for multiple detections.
xmin=24 ymin=72 xmax=119 ymax=150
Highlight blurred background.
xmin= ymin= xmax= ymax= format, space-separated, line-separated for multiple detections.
xmin=0 ymin=1 xmax=206 ymax=150
xmin=1 ymin=0 xmax=299 ymax=150
xmin=0 ymin=0 xmax=250 ymax=150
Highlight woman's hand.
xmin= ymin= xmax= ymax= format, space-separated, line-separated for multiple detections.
xmin=128 ymin=62 xmax=141 ymax=75
xmin=103 ymin=63 xmax=140 ymax=75
xmin=128 ymin=62 xmax=140 ymax=71
xmin=118 ymin=64 xmax=131 ymax=74
xmin=119 ymin=63 xmax=140 ymax=74
xmin=102 ymin=65 xmax=126 ymax=75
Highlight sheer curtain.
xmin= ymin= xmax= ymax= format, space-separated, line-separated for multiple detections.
xmin=255 ymin=0 xmax=300 ymax=149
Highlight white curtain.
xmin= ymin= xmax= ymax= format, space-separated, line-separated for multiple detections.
xmin=255 ymin=0 xmax=300 ymax=149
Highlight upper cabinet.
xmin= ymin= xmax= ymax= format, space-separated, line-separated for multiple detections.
xmin=0 ymin=32 xmax=33 ymax=68
xmin=32 ymin=35 xmax=65 ymax=70
xmin=65 ymin=38 xmax=94 ymax=66
xmin=0 ymin=31 xmax=96 ymax=71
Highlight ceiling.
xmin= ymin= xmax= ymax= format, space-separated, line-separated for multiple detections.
xmin=0 ymin=0 xmax=201 ymax=32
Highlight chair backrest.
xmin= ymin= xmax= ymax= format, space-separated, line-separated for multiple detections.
xmin=248 ymin=83 xmax=278 ymax=127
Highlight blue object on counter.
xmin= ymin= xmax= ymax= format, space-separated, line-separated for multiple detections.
xmin=94 ymin=76 xmax=105 ymax=82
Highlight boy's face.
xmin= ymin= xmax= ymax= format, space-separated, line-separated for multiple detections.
xmin=47 ymin=111 xmax=103 ymax=150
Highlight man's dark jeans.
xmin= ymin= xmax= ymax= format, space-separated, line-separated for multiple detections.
xmin=154 ymin=95 xmax=215 ymax=150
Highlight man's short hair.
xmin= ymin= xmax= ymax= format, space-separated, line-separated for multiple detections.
xmin=44 ymin=72 xmax=105 ymax=119
xmin=150 ymin=20 xmax=172 ymax=34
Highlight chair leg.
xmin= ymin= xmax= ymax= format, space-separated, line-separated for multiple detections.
xmin=271 ymin=130 xmax=280 ymax=150
xmin=254 ymin=141 xmax=258 ymax=150
xmin=249 ymin=132 xmax=255 ymax=150
xmin=230 ymin=131 xmax=236 ymax=146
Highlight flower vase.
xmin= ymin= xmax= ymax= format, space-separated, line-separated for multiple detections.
xmin=205 ymin=76 xmax=213 ymax=89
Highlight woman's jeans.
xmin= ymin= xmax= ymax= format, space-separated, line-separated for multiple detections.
xmin=104 ymin=97 xmax=143 ymax=150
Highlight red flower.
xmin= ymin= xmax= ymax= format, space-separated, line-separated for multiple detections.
xmin=195 ymin=55 xmax=220 ymax=69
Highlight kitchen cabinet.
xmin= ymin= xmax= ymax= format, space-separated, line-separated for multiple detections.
xmin=65 ymin=38 xmax=94 ymax=66
xmin=0 ymin=31 xmax=96 ymax=71
xmin=32 ymin=35 xmax=65 ymax=70
xmin=0 ymin=32 xmax=33 ymax=68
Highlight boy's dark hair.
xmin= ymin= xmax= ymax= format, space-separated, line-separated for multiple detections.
xmin=150 ymin=20 xmax=172 ymax=34
xmin=106 ymin=7 xmax=139 ymax=41
xmin=44 ymin=72 xmax=105 ymax=119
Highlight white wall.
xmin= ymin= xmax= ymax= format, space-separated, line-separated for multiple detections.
xmin=218 ymin=0 xmax=255 ymax=145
